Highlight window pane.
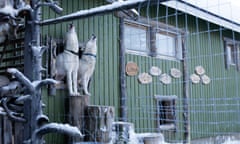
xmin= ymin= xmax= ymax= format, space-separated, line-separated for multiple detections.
xmin=124 ymin=24 xmax=147 ymax=52
xmin=156 ymin=33 xmax=176 ymax=57
xmin=227 ymin=44 xmax=236 ymax=65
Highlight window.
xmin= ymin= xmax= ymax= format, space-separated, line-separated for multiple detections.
xmin=123 ymin=19 xmax=183 ymax=60
xmin=155 ymin=30 xmax=182 ymax=59
xmin=156 ymin=32 xmax=176 ymax=57
xmin=155 ymin=95 xmax=177 ymax=131
xmin=124 ymin=22 xmax=148 ymax=54
xmin=224 ymin=38 xmax=240 ymax=70
xmin=226 ymin=44 xmax=236 ymax=65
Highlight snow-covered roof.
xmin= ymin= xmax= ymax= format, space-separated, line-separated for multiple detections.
xmin=162 ymin=0 xmax=240 ymax=33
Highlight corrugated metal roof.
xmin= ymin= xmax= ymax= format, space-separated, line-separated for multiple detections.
xmin=162 ymin=0 xmax=240 ymax=33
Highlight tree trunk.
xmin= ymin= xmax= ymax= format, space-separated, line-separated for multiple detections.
xmin=84 ymin=105 xmax=114 ymax=143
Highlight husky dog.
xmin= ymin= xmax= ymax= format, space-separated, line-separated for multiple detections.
xmin=78 ymin=34 xmax=97 ymax=96
xmin=55 ymin=24 xmax=79 ymax=96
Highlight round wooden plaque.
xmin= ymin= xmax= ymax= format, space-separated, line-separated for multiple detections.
xmin=149 ymin=66 xmax=161 ymax=76
xmin=138 ymin=73 xmax=152 ymax=84
xmin=201 ymin=74 xmax=211 ymax=85
xmin=170 ymin=68 xmax=182 ymax=78
xmin=159 ymin=73 xmax=172 ymax=85
xmin=126 ymin=62 xmax=139 ymax=76
xmin=195 ymin=66 xmax=205 ymax=75
xmin=190 ymin=73 xmax=200 ymax=84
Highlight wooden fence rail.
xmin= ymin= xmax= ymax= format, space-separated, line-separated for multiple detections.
xmin=0 ymin=115 xmax=24 ymax=144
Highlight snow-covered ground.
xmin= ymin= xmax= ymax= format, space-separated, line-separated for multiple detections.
xmin=222 ymin=140 xmax=240 ymax=144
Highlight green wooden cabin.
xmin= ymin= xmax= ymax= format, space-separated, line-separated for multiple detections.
xmin=1 ymin=0 xmax=240 ymax=143
xmin=40 ymin=0 xmax=240 ymax=143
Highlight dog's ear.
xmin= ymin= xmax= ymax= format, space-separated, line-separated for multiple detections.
xmin=56 ymin=40 xmax=65 ymax=54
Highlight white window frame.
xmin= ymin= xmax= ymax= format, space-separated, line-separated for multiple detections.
xmin=224 ymin=37 xmax=240 ymax=70
xmin=123 ymin=18 xmax=184 ymax=60
xmin=154 ymin=29 xmax=182 ymax=60
xmin=155 ymin=95 xmax=177 ymax=132
xmin=124 ymin=21 xmax=150 ymax=56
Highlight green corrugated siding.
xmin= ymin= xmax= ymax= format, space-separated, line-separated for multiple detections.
xmin=41 ymin=0 xmax=120 ymax=143
xmin=126 ymin=4 xmax=240 ymax=142
xmin=42 ymin=0 xmax=119 ymax=110
xmin=187 ymin=17 xmax=240 ymax=139
xmin=125 ymin=54 xmax=184 ymax=141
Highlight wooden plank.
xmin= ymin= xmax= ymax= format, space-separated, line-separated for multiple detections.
xmin=0 ymin=64 xmax=24 ymax=70
xmin=3 ymin=116 xmax=12 ymax=144
xmin=14 ymin=122 xmax=24 ymax=144
xmin=0 ymin=38 xmax=24 ymax=47
xmin=0 ymin=116 xmax=2 ymax=144
xmin=2 ymin=56 xmax=24 ymax=62
xmin=0 ymin=48 xmax=23 ymax=54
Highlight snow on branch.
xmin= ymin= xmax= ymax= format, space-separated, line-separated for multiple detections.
xmin=28 ymin=123 xmax=83 ymax=144
xmin=41 ymin=0 xmax=150 ymax=25
xmin=7 ymin=68 xmax=34 ymax=93
xmin=34 ymin=123 xmax=83 ymax=137
xmin=7 ymin=68 xmax=59 ymax=94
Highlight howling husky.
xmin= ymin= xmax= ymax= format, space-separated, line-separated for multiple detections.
xmin=78 ymin=34 xmax=97 ymax=96
xmin=55 ymin=24 xmax=79 ymax=96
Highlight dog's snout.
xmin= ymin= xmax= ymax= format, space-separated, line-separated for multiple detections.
xmin=92 ymin=34 xmax=96 ymax=39
xmin=69 ymin=23 xmax=74 ymax=29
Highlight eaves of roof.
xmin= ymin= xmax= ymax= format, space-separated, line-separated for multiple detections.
xmin=162 ymin=0 xmax=240 ymax=33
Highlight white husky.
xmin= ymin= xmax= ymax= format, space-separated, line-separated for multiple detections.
xmin=78 ymin=34 xmax=97 ymax=96
xmin=55 ymin=24 xmax=79 ymax=96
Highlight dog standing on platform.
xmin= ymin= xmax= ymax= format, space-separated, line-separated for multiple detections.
xmin=78 ymin=34 xmax=97 ymax=96
xmin=55 ymin=24 xmax=80 ymax=96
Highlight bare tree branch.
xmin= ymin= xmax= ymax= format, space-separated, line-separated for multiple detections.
xmin=7 ymin=68 xmax=34 ymax=93
xmin=2 ymin=97 xmax=26 ymax=122
xmin=33 ymin=79 xmax=59 ymax=90
xmin=28 ymin=123 xmax=83 ymax=144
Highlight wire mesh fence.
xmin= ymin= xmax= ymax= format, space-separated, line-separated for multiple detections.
xmin=40 ymin=0 xmax=240 ymax=143
xmin=1 ymin=0 xmax=240 ymax=144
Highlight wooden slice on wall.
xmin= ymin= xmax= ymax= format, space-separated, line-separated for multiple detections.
xmin=149 ymin=66 xmax=162 ymax=76
xmin=190 ymin=73 xmax=201 ymax=84
xmin=195 ymin=66 xmax=205 ymax=75
xmin=126 ymin=62 xmax=139 ymax=76
xmin=201 ymin=74 xmax=211 ymax=85
xmin=138 ymin=73 xmax=152 ymax=84
xmin=170 ymin=68 xmax=182 ymax=78
xmin=159 ymin=73 xmax=172 ymax=85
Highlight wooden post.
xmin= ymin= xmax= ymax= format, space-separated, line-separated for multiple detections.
xmin=119 ymin=18 xmax=127 ymax=122
xmin=3 ymin=116 xmax=12 ymax=144
xmin=14 ymin=122 xmax=24 ymax=144
xmin=68 ymin=95 xmax=90 ymax=143
xmin=0 ymin=116 xmax=2 ymax=143
xmin=84 ymin=105 xmax=114 ymax=143
xmin=182 ymin=36 xmax=190 ymax=143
